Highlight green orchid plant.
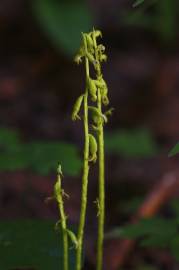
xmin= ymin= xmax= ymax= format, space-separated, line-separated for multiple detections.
xmin=54 ymin=29 xmax=113 ymax=270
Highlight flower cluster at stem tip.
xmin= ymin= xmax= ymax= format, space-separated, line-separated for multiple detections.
xmin=72 ymin=29 xmax=113 ymax=162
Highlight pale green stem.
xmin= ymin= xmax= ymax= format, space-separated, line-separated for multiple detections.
xmin=57 ymin=176 xmax=68 ymax=270
xmin=96 ymin=95 xmax=105 ymax=270
xmin=76 ymin=34 xmax=90 ymax=270
xmin=93 ymin=31 xmax=105 ymax=270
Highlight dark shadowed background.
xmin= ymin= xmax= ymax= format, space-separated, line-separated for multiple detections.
xmin=1 ymin=0 xmax=179 ymax=269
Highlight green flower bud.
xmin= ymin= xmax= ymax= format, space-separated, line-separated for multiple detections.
xmin=88 ymin=106 xmax=107 ymax=125
xmin=89 ymin=134 xmax=98 ymax=162
xmin=85 ymin=34 xmax=94 ymax=53
xmin=74 ymin=54 xmax=82 ymax=64
xmin=74 ymin=46 xmax=85 ymax=64
xmin=72 ymin=95 xmax=84 ymax=121
xmin=87 ymin=77 xmax=97 ymax=102
xmin=94 ymin=78 xmax=109 ymax=105
xmin=93 ymin=30 xmax=102 ymax=38
xmin=100 ymin=54 xmax=107 ymax=62
xmin=98 ymin=44 xmax=105 ymax=53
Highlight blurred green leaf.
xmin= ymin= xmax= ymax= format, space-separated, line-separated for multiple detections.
xmin=107 ymin=218 xmax=177 ymax=248
xmin=0 ymin=220 xmax=75 ymax=270
xmin=0 ymin=127 xmax=20 ymax=151
xmin=168 ymin=142 xmax=179 ymax=157
xmin=25 ymin=141 xmax=82 ymax=176
xmin=0 ymin=129 xmax=29 ymax=171
xmin=123 ymin=218 xmax=177 ymax=241
xmin=170 ymin=236 xmax=179 ymax=261
xmin=120 ymin=196 xmax=144 ymax=215
xmin=32 ymin=0 xmax=93 ymax=55
xmin=133 ymin=0 xmax=145 ymax=8
xmin=0 ymin=149 xmax=29 ymax=171
xmin=121 ymin=8 xmax=153 ymax=29
xmin=105 ymin=128 xmax=158 ymax=158
xmin=170 ymin=199 xmax=179 ymax=217
xmin=108 ymin=212 xmax=179 ymax=261
xmin=0 ymin=128 xmax=82 ymax=176
xmin=123 ymin=0 xmax=178 ymax=44
xmin=155 ymin=0 xmax=177 ymax=43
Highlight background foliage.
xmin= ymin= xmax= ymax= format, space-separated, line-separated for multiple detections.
xmin=0 ymin=128 xmax=82 ymax=176
xmin=0 ymin=220 xmax=75 ymax=270
xmin=32 ymin=0 xmax=93 ymax=55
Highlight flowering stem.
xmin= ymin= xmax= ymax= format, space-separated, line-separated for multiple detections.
xmin=57 ymin=190 xmax=68 ymax=270
xmin=76 ymin=34 xmax=90 ymax=270
xmin=73 ymin=29 xmax=110 ymax=270
xmin=92 ymin=33 xmax=105 ymax=270
xmin=54 ymin=166 xmax=69 ymax=270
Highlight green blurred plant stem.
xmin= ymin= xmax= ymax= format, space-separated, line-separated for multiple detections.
xmin=92 ymin=32 xmax=105 ymax=270
xmin=55 ymin=170 xmax=69 ymax=270
xmin=76 ymin=34 xmax=90 ymax=270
